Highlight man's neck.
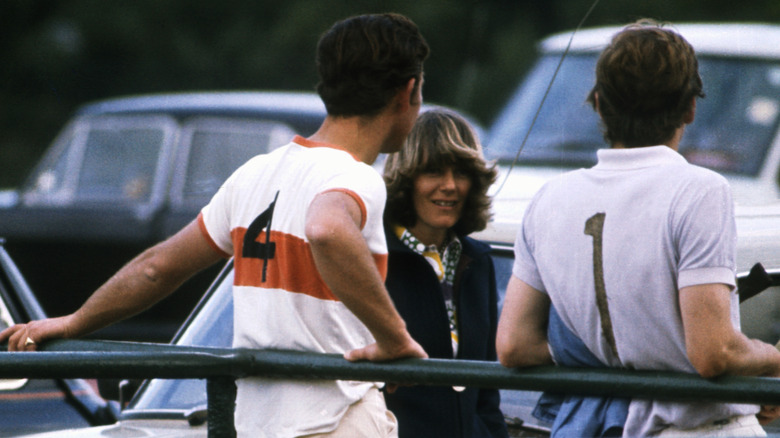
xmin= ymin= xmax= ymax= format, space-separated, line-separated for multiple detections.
xmin=309 ymin=116 xmax=389 ymax=164
xmin=611 ymin=124 xmax=686 ymax=151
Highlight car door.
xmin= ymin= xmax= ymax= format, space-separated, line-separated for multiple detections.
xmin=0 ymin=241 xmax=118 ymax=436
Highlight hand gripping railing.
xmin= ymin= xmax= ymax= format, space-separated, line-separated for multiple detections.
xmin=3 ymin=339 xmax=780 ymax=437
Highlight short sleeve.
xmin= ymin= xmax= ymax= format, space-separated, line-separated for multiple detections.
xmin=320 ymin=163 xmax=388 ymax=257
xmin=199 ymin=167 xmax=240 ymax=256
xmin=674 ymin=176 xmax=737 ymax=290
xmin=512 ymin=194 xmax=546 ymax=293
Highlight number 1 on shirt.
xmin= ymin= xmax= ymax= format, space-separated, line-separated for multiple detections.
xmin=585 ymin=212 xmax=621 ymax=361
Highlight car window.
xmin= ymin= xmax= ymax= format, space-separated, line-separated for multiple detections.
xmin=486 ymin=54 xmax=603 ymax=168
xmin=128 ymin=268 xmax=234 ymax=413
xmin=76 ymin=128 xmax=163 ymax=202
xmin=22 ymin=123 xmax=79 ymax=205
xmin=170 ymin=118 xmax=297 ymax=208
xmin=486 ymin=54 xmax=780 ymax=177
xmin=682 ymin=59 xmax=780 ymax=175
xmin=22 ymin=115 xmax=178 ymax=205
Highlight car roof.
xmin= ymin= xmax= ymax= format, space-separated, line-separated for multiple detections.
xmin=540 ymin=22 xmax=780 ymax=59
xmin=76 ymin=90 xmax=327 ymax=118
xmin=74 ymin=91 xmax=329 ymax=137
xmin=74 ymin=90 xmax=487 ymax=141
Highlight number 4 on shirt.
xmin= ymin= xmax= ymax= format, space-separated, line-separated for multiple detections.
xmin=242 ymin=191 xmax=279 ymax=282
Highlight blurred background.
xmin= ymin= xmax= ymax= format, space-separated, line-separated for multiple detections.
xmin=2 ymin=0 xmax=780 ymax=189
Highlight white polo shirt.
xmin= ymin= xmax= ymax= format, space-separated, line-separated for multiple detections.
xmin=513 ymin=146 xmax=757 ymax=436
xmin=199 ymin=136 xmax=388 ymax=437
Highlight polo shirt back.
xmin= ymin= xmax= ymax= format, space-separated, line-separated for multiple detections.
xmin=513 ymin=146 xmax=756 ymax=435
xmin=199 ymin=136 xmax=388 ymax=437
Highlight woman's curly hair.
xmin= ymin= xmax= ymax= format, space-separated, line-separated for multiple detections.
xmin=383 ymin=108 xmax=497 ymax=236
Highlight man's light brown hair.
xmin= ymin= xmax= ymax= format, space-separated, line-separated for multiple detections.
xmin=587 ymin=19 xmax=705 ymax=147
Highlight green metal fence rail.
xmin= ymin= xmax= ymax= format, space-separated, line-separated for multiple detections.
xmin=3 ymin=339 xmax=780 ymax=437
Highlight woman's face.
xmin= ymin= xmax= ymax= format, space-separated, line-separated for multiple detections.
xmin=409 ymin=165 xmax=472 ymax=247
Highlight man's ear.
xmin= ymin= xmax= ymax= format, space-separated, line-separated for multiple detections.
xmin=408 ymin=76 xmax=421 ymax=106
xmin=397 ymin=77 xmax=418 ymax=109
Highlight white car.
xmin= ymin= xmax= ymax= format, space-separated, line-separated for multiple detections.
xmin=475 ymin=22 xmax=780 ymax=343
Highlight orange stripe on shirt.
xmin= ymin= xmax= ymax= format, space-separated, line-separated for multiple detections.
xmin=231 ymin=227 xmax=388 ymax=300
xmin=293 ymin=135 xmax=361 ymax=162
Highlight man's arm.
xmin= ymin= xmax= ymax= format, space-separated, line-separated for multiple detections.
xmin=680 ymin=283 xmax=780 ymax=378
xmin=1 ymin=220 xmax=223 ymax=351
xmin=305 ymin=191 xmax=426 ymax=362
xmin=496 ymin=275 xmax=553 ymax=368
xmin=681 ymin=283 xmax=780 ymax=425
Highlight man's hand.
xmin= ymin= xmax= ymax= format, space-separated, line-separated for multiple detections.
xmin=0 ymin=316 xmax=72 ymax=351
xmin=345 ymin=336 xmax=427 ymax=393
xmin=344 ymin=336 xmax=427 ymax=363
xmin=758 ymin=405 xmax=780 ymax=425
xmin=757 ymin=341 xmax=780 ymax=425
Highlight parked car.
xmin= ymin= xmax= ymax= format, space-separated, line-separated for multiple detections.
xmin=0 ymin=91 xmax=483 ymax=343
xmin=0 ymin=91 xmax=326 ymax=342
xmin=477 ymin=22 xmax=780 ymax=343
xmin=0 ymin=239 xmax=118 ymax=436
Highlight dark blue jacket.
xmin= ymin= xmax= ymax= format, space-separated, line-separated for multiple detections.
xmin=383 ymin=226 xmax=508 ymax=438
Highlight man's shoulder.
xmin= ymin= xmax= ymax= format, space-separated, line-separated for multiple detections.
xmin=532 ymin=167 xmax=589 ymax=198
xmin=681 ymin=162 xmax=730 ymax=185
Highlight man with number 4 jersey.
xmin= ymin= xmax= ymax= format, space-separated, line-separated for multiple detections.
xmin=1 ymin=13 xmax=430 ymax=438
xmin=496 ymin=19 xmax=780 ymax=437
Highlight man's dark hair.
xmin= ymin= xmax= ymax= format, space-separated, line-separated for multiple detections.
xmin=587 ymin=20 xmax=705 ymax=147
xmin=316 ymin=13 xmax=429 ymax=117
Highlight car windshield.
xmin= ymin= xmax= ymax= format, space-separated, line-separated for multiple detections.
xmin=127 ymin=267 xmax=234 ymax=414
xmin=486 ymin=54 xmax=780 ymax=176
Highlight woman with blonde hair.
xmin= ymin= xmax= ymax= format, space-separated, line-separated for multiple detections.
xmin=382 ymin=108 xmax=507 ymax=438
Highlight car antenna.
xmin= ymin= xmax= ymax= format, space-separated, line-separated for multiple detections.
xmin=492 ymin=0 xmax=602 ymax=196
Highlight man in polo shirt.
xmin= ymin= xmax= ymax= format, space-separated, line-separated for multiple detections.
xmin=2 ymin=13 xmax=430 ymax=437
xmin=496 ymin=19 xmax=780 ymax=436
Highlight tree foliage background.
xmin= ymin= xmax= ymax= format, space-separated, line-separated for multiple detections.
xmin=2 ymin=0 xmax=779 ymax=187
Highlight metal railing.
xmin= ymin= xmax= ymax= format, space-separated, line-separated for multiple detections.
xmin=3 ymin=339 xmax=780 ymax=437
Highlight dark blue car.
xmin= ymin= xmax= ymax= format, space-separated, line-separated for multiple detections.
xmin=0 ymin=239 xmax=118 ymax=436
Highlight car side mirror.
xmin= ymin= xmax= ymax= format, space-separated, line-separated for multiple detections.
xmin=97 ymin=378 xmax=142 ymax=408
xmin=738 ymin=263 xmax=775 ymax=302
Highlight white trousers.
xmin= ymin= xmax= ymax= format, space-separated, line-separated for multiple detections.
xmin=657 ymin=414 xmax=765 ymax=437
